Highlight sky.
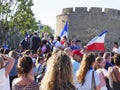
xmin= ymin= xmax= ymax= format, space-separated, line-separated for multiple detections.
xmin=32 ymin=0 xmax=120 ymax=30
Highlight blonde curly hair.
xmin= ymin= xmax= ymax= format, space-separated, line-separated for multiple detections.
xmin=40 ymin=50 xmax=75 ymax=90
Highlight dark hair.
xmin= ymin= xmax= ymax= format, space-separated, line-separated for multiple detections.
xmin=76 ymin=40 xmax=81 ymax=42
xmin=34 ymin=32 xmax=38 ymax=35
xmin=35 ymin=56 xmax=43 ymax=65
xmin=50 ymin=36 xmax=54 ymax=41
xmin=56 ymin=36 xmax=61 ymax=41
xmin=44 ymin=52 xmax=52 ymax=61
xmin=31 ymin=50 xmax=36 ymax=55
xmin=37 ymin=47 xmax=42 ymax=57
xmin=63 ymin=36 xmax=67 ymax=40
xmin=41 ymin=40 xmax=47 ymax=45
xmin=17 ymin=55 xmax=33 ymax=77
xmin=3 ymin=49 xmax=10 ymax=54
xmin=45 ymin=45 xmax=51 ymax=53
xmin=0 ymin=48 xmax=4 ymax=54
xmin=114 ymin=54 xmax=120 ymax=66
xmin=114 ymin=42 xmax=118 ymax=45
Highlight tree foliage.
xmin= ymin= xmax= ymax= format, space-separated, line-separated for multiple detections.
xmin=0 ymin=0 xmax=38 ymax=43
xmin=40 ymin=25 xmax=54 ymax=38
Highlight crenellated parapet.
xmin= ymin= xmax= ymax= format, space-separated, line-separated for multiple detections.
xmin=62 ymin=7 xmax=120 ymax=16
xmin=75 ymin=7 xmax=87 ymax=13
xmin=56 ymin=7 xmax=120 ymax=50
xmin=89 ymin=7 xmax=102 ymax=14
xmin=62 ymin=8 xmax=73 ymax=14
xmin=104 ymin=8 xmax=119 ymax=15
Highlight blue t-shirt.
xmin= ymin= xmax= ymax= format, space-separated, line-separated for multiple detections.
xmin=9 ymin=59 xmax=18 ymax=76
xmin=71 ymin=59 xmax=80 ymax=75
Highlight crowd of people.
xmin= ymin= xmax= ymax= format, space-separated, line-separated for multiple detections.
xmin=0 ymin=32 xmax=120 ymax=90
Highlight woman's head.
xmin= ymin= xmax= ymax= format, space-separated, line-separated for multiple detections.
xmin=113 ymin=42 xmax=118 ymax=48
xmin=77 ymin=52 xmax=95 ymax=85
xmin=0 ymin=48 xmax=4 ymax=54
xmin=35 ymin=56 xmax=44 ymax=65
xmin=41 ymin=50 xmax=74 ymax=90
xmin=113 ymin=54 xmax=120 ymax=66
xmin=8 ymin=50 xmax=18 ymax=59
xmin=3 ymin=49 xmax=10 ymax=54
xmin=95 ymin=57 xmax=105 ymax=70
xmin=37 ymin=47 xmax=42 ymax=57
xmin=17 ymin=55 xmax=33 ymax=77
xmin=103 ymin=52 xmax=111 ymax=62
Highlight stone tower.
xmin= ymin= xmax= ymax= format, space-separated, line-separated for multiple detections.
xmin=56 ymin=7 xmax=120 ymax=49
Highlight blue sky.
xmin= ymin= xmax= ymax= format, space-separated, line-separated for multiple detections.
xmin=32 ymin=0 xmax=120 ymax=29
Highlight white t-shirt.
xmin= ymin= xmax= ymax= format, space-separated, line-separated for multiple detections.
xmin=76 ymin=69 xmax=100 ymax=90
xmin=112 ymin=47 xmax=120 ymax=53
xmin=71 ymin=59 xmax=80 ymax=84
xmin=96 ymin=68 xmax=108 ymax=90
xmin=0 ymin=68 xmax=10 ymax=90
xmin=53 ymin=41 xmax=63 ymax=50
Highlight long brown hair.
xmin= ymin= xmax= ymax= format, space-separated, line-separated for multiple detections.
xmin=17 ymin=55 xmax=33 ymax=77
xmin=40 ymin=50 xmax=75 ymax=90
xmin=77 ymin=53 xmax=95 ymax=85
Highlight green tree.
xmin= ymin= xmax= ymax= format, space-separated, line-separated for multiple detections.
xmin=0 ymin=0 xmax=38 ymax=44
xmin=12 ymin=0 xmax=38 ymax=35
xmin=0 ymin=1 xmax=11 ymax=41
xmin=40 ymin=25 xmax=54 ymax=38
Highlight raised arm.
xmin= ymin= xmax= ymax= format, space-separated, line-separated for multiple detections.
xmin=1 ymin=54 xmax=15 ymax=78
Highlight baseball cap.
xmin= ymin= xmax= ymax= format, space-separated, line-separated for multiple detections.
xmin=72 ymin=50 xmax=83 ymax=57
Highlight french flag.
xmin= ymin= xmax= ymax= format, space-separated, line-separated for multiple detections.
xmin=60 ymin=21 xmax=68 ymax=37
xmin=86 ymin=30 xmax=108 ymax=51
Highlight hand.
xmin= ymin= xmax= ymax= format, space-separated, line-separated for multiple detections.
xmin=1 ymin=54 xmax=7 ymax=60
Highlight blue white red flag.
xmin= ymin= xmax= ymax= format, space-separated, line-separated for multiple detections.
xmin=60 ymin=22 xmax=68 ymax=37
xmin=86 ymin=30 xmax=108 ymax=51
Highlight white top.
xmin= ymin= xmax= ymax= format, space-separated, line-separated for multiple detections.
xmin=112 ymin=47 xmax=120 ymax=53
xmin=71 ymin=59 xmax=80 ymax=75
xmin=0 ymin=68 xmax=10 ymax=90
xmin=96 ymin=68 xmax=108 ymax=90
xmin=53 ymin=41 xmax=63 ymax=50
xmin=76 ymin=69 xmax=100 ymax=90
xmin=71 ymin=59 xmax=80 ymax=84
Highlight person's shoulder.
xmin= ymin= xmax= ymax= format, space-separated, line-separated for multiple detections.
xmin=94 ymin=70 xmax=99 ymax=75
xmin=29 ymin=81 xmax=39 ymax=89
xmin=96 ymin=69 xmax=102 ymax=73
xmin=12 ymin=78 xmax=19 ymax=86
xmin=108 ymin=66 xmax=114 ymax=73
xmin=71 ymin=60 xmax=80 ymax=65
xmin=20 ymin=39 xmax=25 ymax=43
xmin=30 ymin=81 xmax=38 ymax=85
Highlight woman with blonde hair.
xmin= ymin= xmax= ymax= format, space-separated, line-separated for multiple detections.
xmin=40 ymin=50 xmax=75 ymax=90
xmin=9 ymin=50 xmax=19 ymax=89
xmin=95 ymin=57 xmax=108 ymax=90
xmin=76 ymin=53 xmax=100 ymax=90
xmin=0 ymin=54 xmax=15 ymax=90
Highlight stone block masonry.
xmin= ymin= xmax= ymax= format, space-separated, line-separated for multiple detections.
xmin=56 ymin=7 xmax=120 ymax=50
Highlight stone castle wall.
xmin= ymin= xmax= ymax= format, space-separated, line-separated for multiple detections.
xmin=56 ymin=7 xmax=120 ymax=50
